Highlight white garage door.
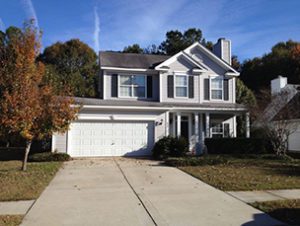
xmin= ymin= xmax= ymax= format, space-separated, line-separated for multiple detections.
xmin=68 ymin=121 xmax=154 ymax=157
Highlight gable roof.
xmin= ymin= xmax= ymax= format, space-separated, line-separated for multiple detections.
xmin=99 ymin=52 xmax=170 ymax=69
xmin=154 ymin=50 xmax=208 ymax=72
xmin=261 ymin=85 xmax=300 ymax=122
xmin=155 ymin=42 xmax=239 ymax=76
xmin=185 ymin=42 xmax=239 ymax=75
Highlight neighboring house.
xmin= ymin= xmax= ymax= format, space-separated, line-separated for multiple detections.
xmin=52 ymin=38 xmax=249 ymax=157
xmin=261 ymin=76 xmax=300 ymax=152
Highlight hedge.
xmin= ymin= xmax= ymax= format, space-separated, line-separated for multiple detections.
xmin=28 ymin=152 xmax=71 ymax=162
xmin=165 ymin=156 xmax=230 ymax=167
xmin=205 ymin=138 xmax=271 ymax=154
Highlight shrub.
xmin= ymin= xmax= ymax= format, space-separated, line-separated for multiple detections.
xmin=29 ymin=152 xmax=71 ymax=162
xmin=165 ymin=156 xmax=230 ymax=167
xmin=205 ymin=138 xmax=271 ymax=154
xmin=152 ymin=136 xmax=188 ymax=160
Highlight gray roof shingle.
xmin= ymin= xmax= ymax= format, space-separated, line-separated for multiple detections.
xmin=74 ymin=97 xmax=246 ymax=111
xmin=99 ymin=52 xmax=170 ymax=69
xmin=262 ymin=84 xmax=300 ymax=121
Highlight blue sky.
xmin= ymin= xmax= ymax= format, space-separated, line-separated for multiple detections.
xmin=0 ymin=0 xmax=300 ymax=61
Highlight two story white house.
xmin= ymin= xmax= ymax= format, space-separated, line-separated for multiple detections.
xmin=52 ymin=39 xmax=249 ymax=157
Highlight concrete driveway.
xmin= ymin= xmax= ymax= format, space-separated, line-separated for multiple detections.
xmin=22 ymin=158 xmax=283 ymax=226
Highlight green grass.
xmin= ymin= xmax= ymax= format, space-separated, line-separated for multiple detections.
xmin=178 ymin=155 xmax=300 ymax=191
xmin=0 ymin=215 xmax=23 ymax=226
xmin=252 ymin=199 xmax=300 ymax=226
xmin=0 ymin=161 xmax=62 ymax=201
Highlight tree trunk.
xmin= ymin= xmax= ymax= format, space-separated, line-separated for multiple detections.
xmin=22 ymin=140 xmax=32 ymax=171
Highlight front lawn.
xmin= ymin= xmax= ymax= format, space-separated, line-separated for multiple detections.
xmin=173 ymin=155 xmax=300 ymax=191
xmin=252 ymin=199 xmax=300 ymax=226
xmin=0 ymin=215 xmax=23 ymax=226
xmin=0 ymin=161 xmax=62 ymax=201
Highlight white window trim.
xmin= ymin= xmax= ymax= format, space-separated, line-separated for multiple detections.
xmin=118 ymin=74 xmax=147 ymax=99
xmin=210 ymin=122 xmax=224 ymax=138
xmin=210 ymin=76 xmax=223 ymax=101
xmin=174 ymin=73 xmax=189 ymax=99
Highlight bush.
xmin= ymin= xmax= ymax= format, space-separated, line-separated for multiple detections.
xmin=29 ymin=152 xmax=71 ymax=162
xmin=165 ymin=155 xmax=230 ymax=167
xmin=205 ymin=138 xmax=271 ymax=154
xmin=152 ymin=136 xmax=188 ymax=160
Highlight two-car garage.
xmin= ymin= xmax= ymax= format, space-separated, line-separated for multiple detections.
xmin=53 ymin=120 xmax=155 ymax=157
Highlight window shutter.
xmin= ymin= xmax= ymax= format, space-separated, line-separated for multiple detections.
xmin=147 ymin=76 xmax=153 ymax=98
xmin=204 ymin=78 xmax=210 ymax=100
xmin=223 ymin=123 xmax=230 ymax=137
xmin=188 ymin=76 xmax=194 ymax=98
xmin=111 ymin=74 xmax=118 ymax=97
xmin=224 ymin=79 xmax=229 ymax=101
xmin=167 ymin=75 xmax=174 ymax=98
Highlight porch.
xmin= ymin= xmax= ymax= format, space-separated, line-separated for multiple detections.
xmin=165 ymin=110 xmax=250 ymax=154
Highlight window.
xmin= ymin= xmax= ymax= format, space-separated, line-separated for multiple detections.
xmin=175 ymin=75 xmax=188 ymax=97
xmin=211 ymin=78 xmax=223 ymax=100
xmin=211 ymin=123 xmax=223 ymax=138
xmin=119 ymin=75 xmax=146 ymax=98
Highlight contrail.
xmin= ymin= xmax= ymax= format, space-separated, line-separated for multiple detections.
xmin=21 ymin=0 xmax=39 ymax=28
xmin=0 ymin=18 xmax=5 ymax=31
xmin=94 ymin=6 xmax=100 ymax=52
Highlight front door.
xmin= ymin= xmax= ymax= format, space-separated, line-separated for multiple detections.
xmin=181 ymin=116 xmax=189 ymax=141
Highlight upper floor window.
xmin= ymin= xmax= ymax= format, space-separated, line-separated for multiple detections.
xmin=175 ymin=75 xmax=188 ymax=97
xmin=211 ymin=78 xmax=223 ymax=100
xmin=119 ymin=75 xmax=146 ymax=98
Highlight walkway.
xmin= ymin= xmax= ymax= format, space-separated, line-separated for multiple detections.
xmin=228 ymin=189 xmax=300 ymax=203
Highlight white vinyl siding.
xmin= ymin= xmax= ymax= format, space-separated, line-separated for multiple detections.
xmin=52 ymin=133 xmax=67 ymax=153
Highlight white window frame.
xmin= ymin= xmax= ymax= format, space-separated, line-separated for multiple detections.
xmin=118 ymin=74 xmax=147 ymax=98
xmin=210 ymin=76 xmax=223 ymax=101
xmin=210 ymin=122 xmax=224 ymax=138
xmin=174 ymin=73 xmax=189 ymax=98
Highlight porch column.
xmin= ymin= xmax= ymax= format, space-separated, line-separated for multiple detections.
xmin=172 ymin=113 xmax=176 ymax=136
xmin=176 ymin=113 xmax=181 ymax=137
xmin=205 ymin=113 xmax=210 ymax=138
xmin=165 ymin=111 xmax=169 ymax=136
xmin=233 ymin=115 xmax=237 ymax=138
xmin=194 ymin=113 xmax=199 ymax=143
xmin=199 ymin=114 xmax=204 ymax=142
xmin=245 ymin=112 xmax=250 ymax=138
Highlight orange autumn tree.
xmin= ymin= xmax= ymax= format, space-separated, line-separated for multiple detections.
xmin=0 ymin=21 xmax=78 ymax=171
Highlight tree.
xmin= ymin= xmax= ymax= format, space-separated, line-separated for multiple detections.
xmin=143 ymin=44 xmax=162 ymax=55
xmin=122 ymin=28 xmax=213 ymax=56
xmin=231 ymin=55 xmax=241 ymax=71
xmin=236 ymin=79 xmax=257 ymax=106
xmin=240 ymin=40 xmax=300 ymax=93
xmin=123 ymin=44 xmax=144 ymax=54
xmin=235 ymin=78 xmax=257 ymax=137
xmin=254 ymin=89 xmax=300 ymax=156
xmin=159 ymin=28 xmax=210 ymax=55
xmin=0 ymin=22 xmax=78 ymax=171
xmin=38 ymin=39 xmax=98 ymax=97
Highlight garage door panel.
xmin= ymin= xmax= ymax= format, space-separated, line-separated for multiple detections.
xmin=68 ymin=121 xmax=154 ymax=157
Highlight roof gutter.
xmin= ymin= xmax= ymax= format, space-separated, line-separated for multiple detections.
xmin=72 ymin=104 xmax=247 ymax=112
